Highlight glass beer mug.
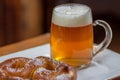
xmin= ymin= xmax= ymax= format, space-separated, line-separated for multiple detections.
xmin=50 ymin=3 xmax=112 ymax=68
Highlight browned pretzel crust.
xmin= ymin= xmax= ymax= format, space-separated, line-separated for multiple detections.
xmin=0 ymin=56 xmax=76 ymax=80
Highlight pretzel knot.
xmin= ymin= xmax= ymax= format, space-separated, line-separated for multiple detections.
xmin=0 ymin=56 xmax=76 ymax=80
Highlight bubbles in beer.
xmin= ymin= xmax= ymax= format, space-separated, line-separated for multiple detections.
xmin=52 ymin=4 xmax=92 ymax=27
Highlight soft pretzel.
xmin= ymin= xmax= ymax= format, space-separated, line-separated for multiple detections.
xmin=0 ymin=56 xmax=76 ymax=80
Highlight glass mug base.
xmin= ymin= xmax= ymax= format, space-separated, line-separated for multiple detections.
xmin=54 ymin=57 xmax=91 ymax=69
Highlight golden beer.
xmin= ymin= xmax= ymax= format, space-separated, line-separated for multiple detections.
xmin=51 ymin=23 xmax=93 ymax=67
xmin=51 ymin=4 xmax=93 ymax=68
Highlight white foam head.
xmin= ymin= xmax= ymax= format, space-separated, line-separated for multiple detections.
xmin=52 ymin=4 xmax=92 ymax=27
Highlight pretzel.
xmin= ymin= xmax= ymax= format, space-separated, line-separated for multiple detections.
xmin=0 ymin=56 xmax=76 ymax=80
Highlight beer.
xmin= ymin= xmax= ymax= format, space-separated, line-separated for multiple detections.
xmin=51 ymin=4 xmax=93 ymax=68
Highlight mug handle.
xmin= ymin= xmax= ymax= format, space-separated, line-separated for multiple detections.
xmin=93 ymin=20 xmax=112 ymax=56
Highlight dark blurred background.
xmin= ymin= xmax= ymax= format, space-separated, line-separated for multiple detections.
xmin=0 ymin=0 xmax=120 ymax=53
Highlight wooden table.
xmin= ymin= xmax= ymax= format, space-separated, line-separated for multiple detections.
xmin=0 ymin=33 xmax=119 ymax=80
xmin=0 ymin=33 xmax=50 ymax=56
